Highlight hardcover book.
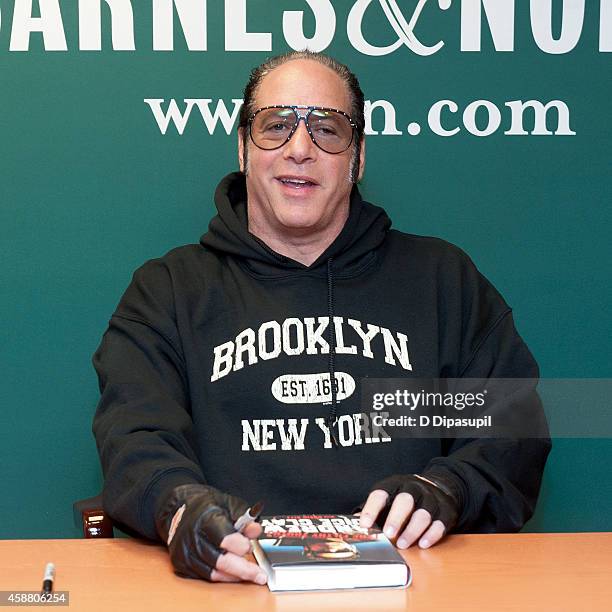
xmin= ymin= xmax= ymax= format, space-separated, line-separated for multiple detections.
xmin=253 ymin=514 xmax=411 ymax=592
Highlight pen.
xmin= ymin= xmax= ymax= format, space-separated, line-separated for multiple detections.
xmin=233 ymin=501 xmax=264 ymax=533
xmin=41 ymin=562 xmax=55 ymax=594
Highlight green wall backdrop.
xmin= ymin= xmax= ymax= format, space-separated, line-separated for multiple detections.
xmin=1 ymin=0 xmax=610 ymax=538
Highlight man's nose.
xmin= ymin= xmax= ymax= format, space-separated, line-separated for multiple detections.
xmin=283 ymin=118 xmax=316 ymax=163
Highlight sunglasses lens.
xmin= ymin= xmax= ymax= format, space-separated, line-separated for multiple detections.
xmin=251 ymin=108 xmax=296 ymax=149
xmin=308 ymin=109 xmax=354 ymax=153
xmin=250 ymin=107 xmax=353 ymax=153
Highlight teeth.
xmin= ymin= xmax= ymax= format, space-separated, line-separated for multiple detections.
xmin=281 ymin=178 xmax=311 ymax=185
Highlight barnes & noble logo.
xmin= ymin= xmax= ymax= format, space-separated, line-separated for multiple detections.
xmin=1 ymin=0 xmax=611 ymax=54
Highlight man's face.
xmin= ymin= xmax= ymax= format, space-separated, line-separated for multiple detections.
xmin=238 ymin=59 xmax=365 ymax=240
xmin=305 ymin=538 xmax=359 ymax=559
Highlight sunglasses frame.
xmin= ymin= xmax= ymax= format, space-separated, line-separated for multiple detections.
xmin=247 ymin=105 xmax=357 ymax=154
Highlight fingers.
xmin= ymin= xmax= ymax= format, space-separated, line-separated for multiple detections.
xmin=214 ymin=522 xmax=265 ymax=584
xmin=242 ymin=521 xmax=263 ymax=540
xmin=220 ymin=531 xmax=253 ymax=556
xmin=381 ymin=492 xmax=415 ymax=539
xmin=359 ymin=489 xmax=389 ymax=528
xmin=394 ymin=510 xmax=446 ymax=549
xmin=417 ymin=519 xmax=446 ymax=549
xmin=182 ymin=554 xmax=259 ymax=584
xmin=175 ymin=521 xmax=266 ymax=584
xmin=219 ymin=521 xmax=262 ymax=555
xmin=210 ymin=568 xmax=241 ymax=583
xmin=215 ymin=551 xmax=267 ymax=585
xmin=363 ymin=493 xmax=447 ymax=549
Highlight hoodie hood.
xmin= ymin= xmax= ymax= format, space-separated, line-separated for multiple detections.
xmin=200 ymin=172 xmax=391 ymax=277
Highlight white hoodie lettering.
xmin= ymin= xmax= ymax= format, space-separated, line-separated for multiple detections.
xmin=211 ymin=316 xmax=412 ymax=382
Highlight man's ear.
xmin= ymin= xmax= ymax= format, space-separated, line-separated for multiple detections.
xmin=357 ymin=136 xmax=366 ymax=182
xmin=238 ymin=127 xmax=245 ymax=173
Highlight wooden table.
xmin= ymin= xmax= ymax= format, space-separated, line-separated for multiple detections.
xmin=0 ymin=533 xmax=610 ymax=611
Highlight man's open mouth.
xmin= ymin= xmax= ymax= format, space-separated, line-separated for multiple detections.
xmin=277 ymin=177 xmax=318 ymax=188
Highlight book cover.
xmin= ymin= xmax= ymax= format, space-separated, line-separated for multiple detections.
xmin=253 ymin=514 xmax=411 ymax=591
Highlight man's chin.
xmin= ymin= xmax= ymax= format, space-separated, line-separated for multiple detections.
xmin=276 ymin=216 xmax=322 ymax=234
xmin=272 ymin=203 xmax=323 ymax=230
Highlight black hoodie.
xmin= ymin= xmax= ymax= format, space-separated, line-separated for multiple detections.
xmin=93 ymin=172 xmax=551 ymax=541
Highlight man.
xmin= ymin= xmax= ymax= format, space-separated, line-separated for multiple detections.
xmin=93 ymin=51 xmax=551 ymax=585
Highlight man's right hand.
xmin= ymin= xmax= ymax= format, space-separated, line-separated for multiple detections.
xmin=155 ymin=484 xmax=267 ymax=584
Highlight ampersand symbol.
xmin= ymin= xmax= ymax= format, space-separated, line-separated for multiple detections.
xmin=348 ymin=0 xmax=452 ymax=56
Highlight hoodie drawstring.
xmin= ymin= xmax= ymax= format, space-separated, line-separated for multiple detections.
xmin=326 ymin=257 xmax=340 ymax=448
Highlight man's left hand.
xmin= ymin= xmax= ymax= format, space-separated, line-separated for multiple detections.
xmin=359 ymin=473 xmax=462 ymax=549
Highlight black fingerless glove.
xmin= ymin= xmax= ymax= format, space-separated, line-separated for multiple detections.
xmin=370 ymin=472 xmax=464 ymax=533
xmin=155 ymin=483 xmax=250 ymax=580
